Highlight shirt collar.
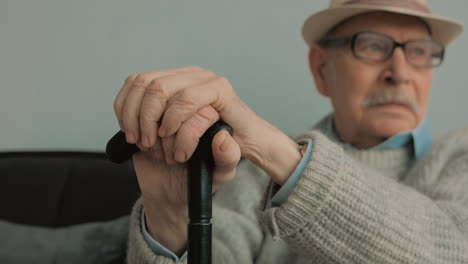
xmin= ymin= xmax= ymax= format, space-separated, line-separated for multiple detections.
xmin=372 ymin=118 xmax=433 ymax=159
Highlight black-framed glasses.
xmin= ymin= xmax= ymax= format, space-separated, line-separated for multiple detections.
xmin=319 ymin=31 xmax=445 ymax=68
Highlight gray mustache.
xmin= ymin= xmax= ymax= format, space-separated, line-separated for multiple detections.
xmin=362 ymin=87 xmax=420 ymax=114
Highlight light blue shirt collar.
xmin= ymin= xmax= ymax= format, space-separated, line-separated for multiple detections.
xmin=372 ymin=118 xmax=433 ymax=159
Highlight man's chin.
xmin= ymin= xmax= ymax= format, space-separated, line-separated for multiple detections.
xmin=366 ymin=114 xmax=418 ymax=137
xmin=334 ymin=110 xmax=420 ymax=147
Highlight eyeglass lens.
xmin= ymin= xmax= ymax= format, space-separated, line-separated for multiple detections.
xmin=353 ymin=32 xmax=443 ymax=67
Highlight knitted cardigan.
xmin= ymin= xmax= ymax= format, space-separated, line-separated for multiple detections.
xmin=126 ymin=115 xmax=468 ymax=263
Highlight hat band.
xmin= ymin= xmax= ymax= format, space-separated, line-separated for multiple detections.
xmin=341 ymin=0 xmax=430 ymax=14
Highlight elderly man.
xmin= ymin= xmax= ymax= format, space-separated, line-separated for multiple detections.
xmin=114 ymin=1 xmax=468 ymax=263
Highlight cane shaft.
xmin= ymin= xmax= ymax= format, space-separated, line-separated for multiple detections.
xmin=187 ymin=121 xmax=232 ymax=264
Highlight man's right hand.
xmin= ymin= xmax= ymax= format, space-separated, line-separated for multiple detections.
xmin=131 ymin=109 xmax=241 ymax=257
xmin=113 ymin=66 xmax=300 ymax=256
xmin=112 ymin=68 xmax=244 ymax=256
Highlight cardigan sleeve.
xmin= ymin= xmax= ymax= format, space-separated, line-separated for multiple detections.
xmin=261 ymin=129 xmax=468 ymax=264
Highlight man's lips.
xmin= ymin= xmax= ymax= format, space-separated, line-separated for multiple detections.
xmin=370 ymin=101 xmax=412 ymax=111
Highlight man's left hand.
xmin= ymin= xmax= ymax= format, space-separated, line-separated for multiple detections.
xmin=114 ymin=66 xmax=302 ymax=185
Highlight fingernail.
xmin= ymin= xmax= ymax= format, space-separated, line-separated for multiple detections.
xmin=174 ymin=151 xmax=186 ymax=163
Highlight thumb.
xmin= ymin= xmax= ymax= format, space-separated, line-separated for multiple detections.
xmin=211 ymin=130 xmax=241 ymax=188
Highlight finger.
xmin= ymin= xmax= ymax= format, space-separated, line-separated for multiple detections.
xmin=162 ymin=134 xmax=177 ymax=165
xmin=115 ymin=67 xmax=203 ymax=132
xmin=151 ymin=135 xmax=165 ymax=161
xmin=121 ymin=67 xmax=204 ymax=144
xmin=139 ymin=70 xmax=217 ymax=148
xmin=158 ymin=76 xmax=239 ymax=138
xmin=172 ymin=106 xmax=220 ymax=163
xmin=211 ymin=130 xmax=241 ymax=190
xmin=121 ymin=74 xmax=152 ymax=143
xmin=114 ymin=74 xmax=137 ymax=131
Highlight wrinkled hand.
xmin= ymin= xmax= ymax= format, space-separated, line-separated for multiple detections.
xmin=114 ymin=66 xmax=262 ymax=163
xmin=112 ymin=66 xmax=302 ymax=254
xmin=131 ymin=127 xmax=240 ymax=255
xmin=113 ymin=67 xmax=245 ymax=254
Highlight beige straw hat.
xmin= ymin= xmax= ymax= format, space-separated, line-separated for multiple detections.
xmin=302 ymin=0 xmax=464 ymax=46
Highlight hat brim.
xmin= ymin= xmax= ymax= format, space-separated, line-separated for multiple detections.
xmin=302 ymin=5 xmax=464 ymax=46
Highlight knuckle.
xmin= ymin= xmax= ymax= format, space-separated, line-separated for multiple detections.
xmin=186 ymin=116 xmax=209 ymax=137
xmin=125 ymin=74 xmax=137 ymax=83
xmin=132 ymin=74 xmax=149 ymax=89
xmin=147 ymin=79 xmax=169 ymax=100
xmin=113 ymin=100 xmax=121 ymax=115
xmin=198 ymin=106 xmax=219 ymax=122
xmin=176 ymin=90 xmax=197 ymax=108
xmin=214 ymin=76 xmax=234 ymax=94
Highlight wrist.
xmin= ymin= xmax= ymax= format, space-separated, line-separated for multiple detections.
xmin=243 ymin=121 xmax=302 ymax=185
xmin=142 ymin=199 xmax=188 ymax=256
xmin=263 ymin=137 xmax=302 ymax=185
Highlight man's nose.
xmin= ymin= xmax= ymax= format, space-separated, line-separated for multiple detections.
xmin=384 ymin=47 xmax=411 ymax=85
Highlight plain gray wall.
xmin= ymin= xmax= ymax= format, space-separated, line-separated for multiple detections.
xmin=1 ymin=0 xmax=467 ymax=151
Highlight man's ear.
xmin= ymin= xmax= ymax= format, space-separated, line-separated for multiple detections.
xmin=308 ymin=45 xmax=330 ymax=97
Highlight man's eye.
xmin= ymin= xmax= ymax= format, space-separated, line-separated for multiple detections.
xmin=411 ymin=47 xmax=427 ymax=56
xmin=367 ymin=42 xmax=383 ymax=51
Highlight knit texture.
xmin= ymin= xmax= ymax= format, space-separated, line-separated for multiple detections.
xmin=127 ymin=114 xmax=468 ymax=263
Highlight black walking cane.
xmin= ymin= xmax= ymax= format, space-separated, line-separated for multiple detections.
xmin=106 ymin=120 xmax=232 ymax=264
